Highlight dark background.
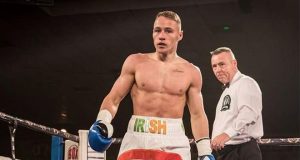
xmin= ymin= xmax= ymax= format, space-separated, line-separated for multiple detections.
xmin=0 ymin=0 xmax=299 ymax=159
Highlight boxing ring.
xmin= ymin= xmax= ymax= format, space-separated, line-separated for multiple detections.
xmin=0 ymin=111 xmax=299 ymax=160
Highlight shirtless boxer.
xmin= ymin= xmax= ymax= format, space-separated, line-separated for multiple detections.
xmin=88 ymin=11 xmax=214 ymax=160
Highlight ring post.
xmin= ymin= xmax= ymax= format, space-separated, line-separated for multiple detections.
xmin=78 ymin=130 xmax=106 ymax=160
xmin=51 ymin=136 xmax=64 ymax=160
xmin=8 ymin=120 xmax=17 ymax=160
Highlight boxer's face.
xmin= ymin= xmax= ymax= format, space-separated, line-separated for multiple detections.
xmin=211 ymin=52 xmax=237 ymax=84
xmin=153 ymin=16 xmax=183 ymax=55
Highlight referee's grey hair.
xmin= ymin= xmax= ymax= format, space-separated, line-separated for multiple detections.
xmin=210 ymin=47 xmax=236 ymax=60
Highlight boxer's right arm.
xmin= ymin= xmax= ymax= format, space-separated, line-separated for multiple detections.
xmin=99 ymin=54 xmax=136 ymax=118
xmin=89 ymin=54 xmax=136 ymax=152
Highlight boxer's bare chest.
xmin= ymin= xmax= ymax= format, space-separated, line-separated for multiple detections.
xmin=135 ymin=61 xmax=191 ymax=95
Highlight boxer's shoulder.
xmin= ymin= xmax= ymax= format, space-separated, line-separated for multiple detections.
xmin=124 ymin=53 xmax=150 ymax=65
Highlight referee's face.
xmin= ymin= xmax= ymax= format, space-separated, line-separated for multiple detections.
xmin=211 ymin=52 xmax=237 ymax=84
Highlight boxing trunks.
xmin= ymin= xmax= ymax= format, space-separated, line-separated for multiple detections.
xmin=118 ymin=115 xmax=191 ymax=160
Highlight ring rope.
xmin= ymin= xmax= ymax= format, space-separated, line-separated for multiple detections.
xmin=1 ymin=111 xmax=299 ymax=146
xmin=0 ymin=111 xmax=79 ymax=142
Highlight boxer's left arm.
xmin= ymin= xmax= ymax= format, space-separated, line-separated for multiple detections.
xmin=187 ymin=66 xmax=214 ymax=160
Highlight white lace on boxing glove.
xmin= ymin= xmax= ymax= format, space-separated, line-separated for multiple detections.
xmin=97 ymin=109 xmax=113 ymax=123
xmin=96 ymin=109 xmax=113 ymax=137
xmin=196 ymin=137 xmax=212 ymax=156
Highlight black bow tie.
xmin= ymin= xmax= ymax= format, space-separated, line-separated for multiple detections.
xmin=221 ymin=83 xmax=230 ymax=90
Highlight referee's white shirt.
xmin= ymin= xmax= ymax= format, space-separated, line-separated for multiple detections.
xmin=212 ymin=71 xmax=263 ymax=145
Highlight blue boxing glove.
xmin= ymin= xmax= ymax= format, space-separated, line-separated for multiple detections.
xmin=88 ymin=110 xmax=114 ymax=152
xmin=196 ymin=137 xmax=215 ymax=160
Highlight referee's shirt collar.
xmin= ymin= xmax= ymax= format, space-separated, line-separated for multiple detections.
xmin=222 ymin=71 xmax=242 ymax=90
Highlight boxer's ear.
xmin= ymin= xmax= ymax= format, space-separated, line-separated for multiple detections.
xmin=178 ymin=30 xmax=183 ymax=41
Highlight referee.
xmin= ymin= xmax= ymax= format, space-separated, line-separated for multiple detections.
xmin=209 ymin=47 xmax=263 ymax=160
